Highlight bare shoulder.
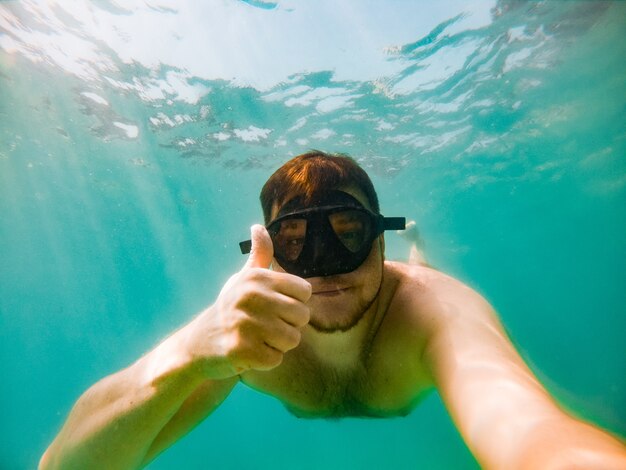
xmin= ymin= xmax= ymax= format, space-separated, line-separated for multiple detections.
xmin=381 ymin=260 xmax=508 ymax=369
xmin=384 ymin=260 xmax=496 ymax=328
xmin=384 ymin=261 xmax=524 ymax=387
xmin=363 ymin=262 xmax=497 ymax=403
xmin=386 ymin=260 xmax=486 ymax=296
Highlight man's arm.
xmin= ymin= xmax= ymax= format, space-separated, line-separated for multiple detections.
xmin=420 ymin=272 xmax=626 ymax=469
xmin=40 ymin=225 xmax=312 ymax=469
xmin=39 ymin=324 xmax=238 ymax=470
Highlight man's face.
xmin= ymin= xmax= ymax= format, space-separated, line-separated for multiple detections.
xmin=270 ymin=187 xmax=384 ymax=333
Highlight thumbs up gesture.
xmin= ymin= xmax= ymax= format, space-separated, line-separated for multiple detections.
xmin=243 ymin=223 xmax=275 ymax=270
xmin=184 ymin=225 xmax=312 ymax=379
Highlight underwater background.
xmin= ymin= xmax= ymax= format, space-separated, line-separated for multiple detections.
xmin=1 ymin=1 xmax=625 ymax=468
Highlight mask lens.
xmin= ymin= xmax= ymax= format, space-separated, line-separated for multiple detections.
xmin=270 ymin=218 xmax=307 ymax=261
xmin=328 ymin=209 xmax=372 ymax=253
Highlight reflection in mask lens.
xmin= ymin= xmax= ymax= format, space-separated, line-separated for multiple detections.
xmin=328 ymin=210 xmax=370 ymax=253
xmin=273 ymin=218 xmax=306 ymax=260
xmin=270 ymin=209 xmax=373 ymax=263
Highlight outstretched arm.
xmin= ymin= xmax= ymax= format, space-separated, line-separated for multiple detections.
xmin=421 ymin=273 xmax=626 ymax=469
xmin=40 ymin=225 xmax=312 ymax=469
xmin=40 ymin=324 xmax=238 ymax=470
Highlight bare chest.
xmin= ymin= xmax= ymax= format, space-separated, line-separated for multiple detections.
xmin=240 ymin=263 xmax=436 ymax=418
xmin=240 ymin=343 xmax=431 ymax=418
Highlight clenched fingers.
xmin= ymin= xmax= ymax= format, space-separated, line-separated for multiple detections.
xmin=274 ymin=293 xmax=310 ymax=328
xmin=262 ymin=319 xmax=302 ymax=353
xmin=249 ymin=268 xmax=312 ymax=303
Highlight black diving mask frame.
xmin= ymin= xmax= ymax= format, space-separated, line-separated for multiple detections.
xmin=239 ymin=191 xmax=405 ymax=278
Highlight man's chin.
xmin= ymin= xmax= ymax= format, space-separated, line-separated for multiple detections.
xmin=307 ymin=299 xmax=369 ymax=333
xmin=308 ymin=316 xmax=361 ymax=333
xmin=306 ymin=268 xmax=381 ymax=333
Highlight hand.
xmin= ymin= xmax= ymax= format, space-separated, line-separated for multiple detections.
xmin=187 ymin=224 xmax=312 ymax=379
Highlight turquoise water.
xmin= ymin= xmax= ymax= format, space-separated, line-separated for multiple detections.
xmin=1 ymin=1 xmax=625 ymax=468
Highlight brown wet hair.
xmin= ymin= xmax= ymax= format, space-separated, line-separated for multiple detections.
xmin=260 ymin=150 xmax=380 ymax=223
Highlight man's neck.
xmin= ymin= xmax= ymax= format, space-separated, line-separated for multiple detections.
xmin=300 ymin=295 xmax=383 ymax=371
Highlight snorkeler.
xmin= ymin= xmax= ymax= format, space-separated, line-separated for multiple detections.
xmin=40 ymin=151 xmax=626 ymax=469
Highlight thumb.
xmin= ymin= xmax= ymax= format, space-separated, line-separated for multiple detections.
xmin=243 ymin=224 xmax=274 ymax=269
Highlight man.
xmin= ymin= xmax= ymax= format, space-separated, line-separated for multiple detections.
xmin=40 ymin=151 xmax=626 ymax=469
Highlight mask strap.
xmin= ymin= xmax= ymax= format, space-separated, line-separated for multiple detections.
xmin=382 ymin=217 xmax=406 ymax=231
xmin=239 ymin=240 xmax=252 ymax=254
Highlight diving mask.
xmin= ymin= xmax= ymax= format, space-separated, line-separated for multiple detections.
xmin=240 ymin=191 xmax=405 ymax=278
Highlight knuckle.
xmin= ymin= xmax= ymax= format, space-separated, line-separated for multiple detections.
xmin=246 ymin=267 xmax=270 ymax=283
xmin=248 ymin=346 xmax=283 ymax=371
xmin=271 ymin=324 xmax=301 ymax=352
xmin=264 ymin=348 xmax=283 ymax=369
xmin=286 ymin=328 xmax=301 ymax=350
xmin=301 ymin=281 xmax=313 ymax=300
xmin=294 ymin=305 xmax=310 ymax=327
xmin=237 ymin=289 xmax=258 ymax=307
xmin=237 ymin=289 xmax=267 ymax=311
